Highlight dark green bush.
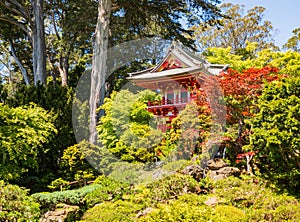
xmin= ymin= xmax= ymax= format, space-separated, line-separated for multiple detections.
xmin=84 ymin=175 xmax=131 ymax=207
xmin=32 ymin=184 xmax=101 ymax=209
xmin=146 ymin=173 xmax=200 ymax=204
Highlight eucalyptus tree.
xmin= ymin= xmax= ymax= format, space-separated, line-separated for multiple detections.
xmin=0 ymin=0 xmax=46 ymax=85
xmin=283 ymin=28 xmax=300 ymax=52
xmin=45 ymin=0 xmax=98 ymax=86
xmin=192 ymin=3 xmax=277 ymax=54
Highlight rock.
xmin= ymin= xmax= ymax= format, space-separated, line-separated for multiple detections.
xmin=52 ymin=209 xmax=66 ymax=216
xmin=182 ymin=164 xmax=204 ymax=181
xmin=207 ymin=158 xmax=227 ymax=170
xmin=208 ymin=166 xmax=240 ymax=181
xmin=204 ymin=197 xmax=218 ymax=206
xmin=136 ymin=207 xmax=154 ymax=218
xmin=41 ymin=204 xmax=79 ymax=222
xmin=217 ymin=166 xmax=240 ymax=176
xmin=191 ymin=155 xmax=199 ymax=163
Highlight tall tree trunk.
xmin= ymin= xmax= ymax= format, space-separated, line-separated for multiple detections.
xmin=58 ymin=56 xmax=69 ymax=86
xmin=32 ymin=0 xmax=46 ymax=85
xmin=8 ymin=39 xmax=30 ymax=85
xmin=89 ymin=0 xmax=112 ymax=144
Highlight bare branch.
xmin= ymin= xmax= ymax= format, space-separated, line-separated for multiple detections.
xmin=8 ymin=38 xmax=31 ymax=85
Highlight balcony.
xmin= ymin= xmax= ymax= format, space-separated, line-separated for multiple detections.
xmin=147 ymin=97 xmax=189 ymax=108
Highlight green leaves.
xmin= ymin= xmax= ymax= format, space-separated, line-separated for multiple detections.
xmin=0 ymin=103 xmax=57 ymax=180
xmin=0 ymin=180 xmax=40 ymax=221
xmin=97 ymin=90 xmax=163 ymax=163
xmin=245 ymin=77 xmax=300 ymax=192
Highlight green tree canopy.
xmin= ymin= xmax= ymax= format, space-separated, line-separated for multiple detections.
xmin=205 ymin=42 xmax=300 ymax=75
xmin=283 ymin=28 xmax=300 ymax=52
xmin=97 ymin=90 xmax=163 ymax=163
xmin=192 ymin=3 xmax=276 ymax=53
xmin=244 ymin=77 xmax=300 ymax=192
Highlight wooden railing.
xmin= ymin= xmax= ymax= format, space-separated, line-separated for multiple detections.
xmin=148 ymin=98 xmax=189 ymax=106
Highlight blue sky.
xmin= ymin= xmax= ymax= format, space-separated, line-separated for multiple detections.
xmin=222 ymin=0 xmax=300 ymax=48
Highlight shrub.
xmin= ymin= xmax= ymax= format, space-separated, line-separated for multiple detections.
xmin=244 ymin=77 xmax=300 ymax=192
xmin=214 ymin=176 xmax=300 ymax=221
xmin=81 ymin=200 xmax=143 ymax=222
xmin=0 ymin=180 xmax=40 ymax=221
xmin=84 ymin=175 xmax=131 ymax=207
xmin=48 ymin=178 xmax=70 ymax=191
xmin=32 ymin=184 xmax=101 ymax=209
xmin=138 ymin=194 xmax=211 ymax=222
xmin=213 ymin=205 xmax=246 ymax=221
xmin=146 ymin=173 xmax=200 ymax=204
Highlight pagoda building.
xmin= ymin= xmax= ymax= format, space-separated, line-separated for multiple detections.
xmin=128 ymin=43 xmax=228 ymax=132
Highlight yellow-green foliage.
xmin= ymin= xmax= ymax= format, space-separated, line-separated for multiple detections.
xmin=81 ymin=176 xmax=300 ymax=222
xmin=0 ymin=180 xmax=40 ymax=221
xmin=139 ymin=195 xmax=247 ymax=222
xmin=214 ymin=177 xmax=300 ymax=221
xmin=59 ymin=141 xmax=98 ymax=183
xmin=0 ymin=102 xmax=57 ymax=180
xmin=81 ymin=200 xmax=143 ymax=222
xmin=206 ymin=42 xmax=300 ymax=75
xmin=244 ymin=77 xmax=300 ymax=192
xmin=97 ymin=90 xmax=163 ymax=163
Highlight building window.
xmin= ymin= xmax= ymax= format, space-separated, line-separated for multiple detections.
xmin=181 ymin=91 xmax=187 ymax=103
xmin=167 ymin=93 xmax=173 ymax=104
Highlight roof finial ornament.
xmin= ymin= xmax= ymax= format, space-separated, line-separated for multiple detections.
xmin=171 ymin=40 xmax=183 ymax=50
xmin=171 ymin=40 xmax=177 ymax=49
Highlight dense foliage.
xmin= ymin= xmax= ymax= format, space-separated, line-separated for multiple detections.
xmin=1 ymin=0 xmax=300 ymax=220
xmin=97 ymin=90 xmax=163 ymax=163
xmin=0 ymin=180 xmax=40 ymax=221
xmin=205 ymin=42 xmax=300 ymax=74
xmin=244 ymin=77 xmax=300 ymax=192
xmin=81 ymin=176 xmax=300 ymax=222
xmin=0 ymin=102 xmax=56 ymax=180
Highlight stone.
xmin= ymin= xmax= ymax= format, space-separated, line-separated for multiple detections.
xmin=41 ymin=204 xmax=79 ymax=222
xmin=204 ymin=196 xmax=218 ymax=206
xmin=207 ymin=166 xmax=240 ymax=181
xmin=207 ymin=158 xmax=227 ymax=170
xmin=217 ymin=166 xmax=240 ymax=176
xmin=182 ymin=164 xmax=204 ymax=181
xmin=136 ymin=207 xmax=154 ymax=218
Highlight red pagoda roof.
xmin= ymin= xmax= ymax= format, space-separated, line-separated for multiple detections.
xmin=128 ymin=42 xmax=228 ymax=82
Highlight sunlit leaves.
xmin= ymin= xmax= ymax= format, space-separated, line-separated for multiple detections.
xmin=192 ymin=3 xmax=276 ymax=53
xmin=0 ymin=103 xmax=57 ymax=180
xmin=0 ymin=180 xmax=40 ymax=221
xmin=245 ymin=77 xmax=300 ymax=191
xmin=218 ymin=66 xmax=279 ymax=124
xmin=97 ymin=90 xmax=163 ymax=163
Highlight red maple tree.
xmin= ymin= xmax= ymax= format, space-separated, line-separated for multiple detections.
xmin=218 ymin=66 xmax=280 ymax=124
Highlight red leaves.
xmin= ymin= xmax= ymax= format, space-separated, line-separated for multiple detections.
xmin=218 ymin=66 xmax=280 ymax=123
xmin=236 ymin=151 xmax=257 ymax=163
xmin=219 ymin=66 xmax=279 ymax=97
xmin=236 ymin=151 xmax=256 ymax=159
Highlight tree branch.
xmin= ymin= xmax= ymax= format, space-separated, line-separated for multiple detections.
xmin=0 ymin=16 xmax=30 ymax=36
xmin=0 ymin=0 xmax=29 ymax=20
xmin=8 ymin=38 xmax=30 ymax=85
